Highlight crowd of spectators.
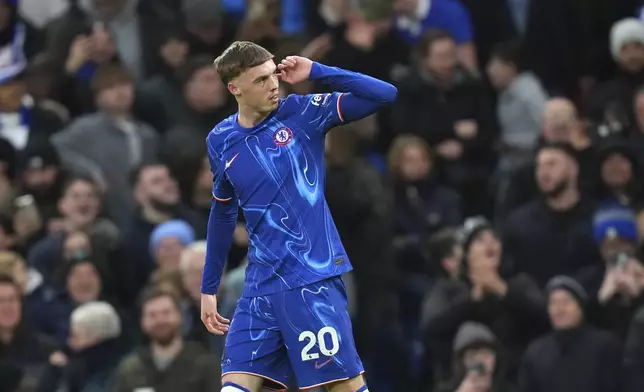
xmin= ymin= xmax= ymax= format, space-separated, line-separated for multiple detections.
xmin=2 ymin=0 xmax=644 ymax=391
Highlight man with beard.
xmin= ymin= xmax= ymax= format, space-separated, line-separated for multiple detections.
xmin=112 ymin=289 xmax=221 ymax=392
xmin=502 ymin=143 xmax=602 ymax=287
xmin=116 ymin=163 xmax=205 ymax=304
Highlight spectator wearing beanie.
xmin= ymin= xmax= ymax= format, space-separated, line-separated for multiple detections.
xmin=437 ymin=321 xmax=511 ymax=392
xmin=149 ymin=219 xmax=196 ymax=273
xmin=576 ymin=203 xmax=644 ymax=338
xmin=17 ymin=140 xmax=67 ymax=223
xmin=588 ymin=18 xmax=644 ymax=123
xmin=519 ymin=275 xmax=623 ymax=392
xmin=422 ymin=217 xmax=548 ymax=383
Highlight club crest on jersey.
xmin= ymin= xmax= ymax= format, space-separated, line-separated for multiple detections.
xmin=273 ymin=126 xmax=294 ymax=146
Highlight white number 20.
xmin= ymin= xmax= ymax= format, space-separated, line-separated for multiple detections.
xmin=298 ymin=326 xmax=340 ymax=361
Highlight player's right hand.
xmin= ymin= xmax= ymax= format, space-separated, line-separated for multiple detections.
xmin=201 ymin=293 xmax=230 ymax=335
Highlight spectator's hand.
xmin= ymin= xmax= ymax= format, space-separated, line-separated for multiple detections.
xmin=598 ymin=266 xmax=619 ymax=304
xmin=160 ymin=38 xmax=188 ymax=69
xmin=300 ymin=33 xmax=333 ymax=60
xmin=201 ymin=293 xmax=230 ymax=335
xmin=65 ymin=35 xmax=92 ymax=73
xmin=278 ymin=56 xmax=313 ymax=85
xmin=456 ymin=370 xmax=492 ymax=392
xmin=615 ymin=260 xmax=643 ymax=297
xmin=436 ymin=140 xmax=463 ymax=160
xmin=471 ymin=284 xmax=484 ymax=301
xmin=13 ymin=206 xmax=42 ymax=241
xmin=455 ymin=119 xmax=478 ymax=140
xmin=48 ymin=351 xmax=68 ymax=367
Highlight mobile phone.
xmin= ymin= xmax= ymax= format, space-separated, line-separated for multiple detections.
xmin=14 ymin=194 xmax=35 ymax=209
xmin=467 ymin=362 xmax=486 ymax=375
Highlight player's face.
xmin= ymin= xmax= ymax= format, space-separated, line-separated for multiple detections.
xmin=548 ymin=289 xmax=582 ymax=330
xmin=142 ymin=296 xmax=181 ymax=345
xmin=230 ymin=59 xmax=280 ymax=113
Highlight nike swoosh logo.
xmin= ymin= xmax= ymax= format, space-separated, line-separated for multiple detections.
xmin=314 ymin=358 xmax=333 ymax=369
xmin=225 ymin=153 xmax=239 ymax=170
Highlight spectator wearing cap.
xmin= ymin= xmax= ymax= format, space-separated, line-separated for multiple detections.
xmin=0 ymin=65 xmax=65 ymax=152
xmin=502 ymin=143 xmax=601 ymax=288
xmin=437 ymin=322 xmax=511 ymax=392
xmin=392 ymin=0 xmax=477 ymax=71
xmin=588 ymin=18 xmax=644 ymax=124
xmin=576 ymin=204 xmax=644 ymax=338
xmin=149 ymin=219 xmax=195 ymax=273
xmin=422 ymin=217 xmax=547 ymax=383
xmin=52 ymin=63 xmax=159 ymax=230
xmin=595 ymin=140 xmax=644 ymax=208
xmin=518 ymin=275 xmax=623 ymax=392
xmin=17 ymin=140 xmax=67 ymax=222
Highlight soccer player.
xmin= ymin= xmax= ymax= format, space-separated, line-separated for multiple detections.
xmin=201 ymin=41 xmax=397 ymax=392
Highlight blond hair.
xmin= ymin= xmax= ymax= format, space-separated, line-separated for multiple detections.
xmin=387 ymin=135 xmax=432 ymax=179
xmin=0 ymin=251 xmax=25 ymax=276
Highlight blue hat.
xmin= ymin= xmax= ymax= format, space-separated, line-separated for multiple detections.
xmin=593 ymin=204 xmax=638 ymax=243
xmin=149 ymin=220 xmax=195 ymax=255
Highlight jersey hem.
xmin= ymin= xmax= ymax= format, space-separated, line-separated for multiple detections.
xmin=221 ymin=371 xmax=288 ymax=389
xmin=240 ymin=267 xmax=352 ymax=298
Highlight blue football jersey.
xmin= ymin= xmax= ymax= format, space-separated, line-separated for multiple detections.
xmin=207 ymin=93 xmax=353 ymax=297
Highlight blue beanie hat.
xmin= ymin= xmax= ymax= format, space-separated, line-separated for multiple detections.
xmin=149 ymin=220 xmax=195 ymax=255
xmin=593 ymin=204 xmax=638 ymax=243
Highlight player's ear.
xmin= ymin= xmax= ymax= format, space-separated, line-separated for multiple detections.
xmin=228 ymin=81 xmax=241 ymax=97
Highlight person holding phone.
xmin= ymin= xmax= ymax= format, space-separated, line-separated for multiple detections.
xmin=436 ymin=322 xmax=508 ymax=392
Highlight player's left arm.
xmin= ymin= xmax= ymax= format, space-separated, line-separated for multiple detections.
xmin=308 ymin=62 xmax=398 ymax=127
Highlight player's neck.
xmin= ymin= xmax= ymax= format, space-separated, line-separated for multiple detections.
xmin=237 ymin=105 xmax=272 ymax=128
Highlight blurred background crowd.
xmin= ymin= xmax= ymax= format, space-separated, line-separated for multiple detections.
xmin=2 ymin=0 xmax=644 ymax=391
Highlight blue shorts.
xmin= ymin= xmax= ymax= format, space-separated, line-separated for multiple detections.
xmin=221 ymin=276 xmax=364 ymax=390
